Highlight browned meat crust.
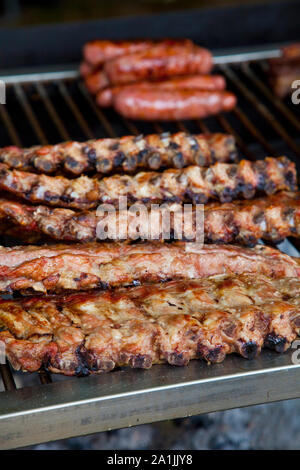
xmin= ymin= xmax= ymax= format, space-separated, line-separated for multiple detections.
xmin=0 ymin=132 xmax=237 ymax=175
xmin=0 ymin=241 xmax=130 ymax=268
xmin=0 ymin=157 xmax=295 ymax=209
xmin=0 ymin=191 xmax=299 ymax=246
xmin=83 ymin=39 xmax=194 ymax=67
xmin=1 ymin=274 xmax=300 ymax=375
xmin=0 ymin=220 xmax=46 ymax=245
xmin=95 ymin=75 xmax=227 ymax=105
xmin=0 ymin=242 xmax=298 ymax=294
xmin=103 ymin=44 xmax=213 ymax=84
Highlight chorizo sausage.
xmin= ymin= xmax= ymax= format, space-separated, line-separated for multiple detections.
xmin=104 ymin=45 xmax=213 ymax=85
xmin=83 ymin=38 xmax=193 ymax=66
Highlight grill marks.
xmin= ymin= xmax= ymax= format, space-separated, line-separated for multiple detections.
xmin=204 ymin=191 xmax=300 ymax=245
xmin=0 ymin=242 xmax=299 ymax=294
xmin=0 ymin=191 xmax=299 ymax=245
xmin=1 ymin=274 xmax=300 ymax=375
xmin=0 ymin=133 xmax=237 ymax=176
xmin=0 ymin=157 xmax=295 ymax=210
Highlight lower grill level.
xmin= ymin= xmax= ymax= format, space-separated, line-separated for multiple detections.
xmin=0 ymin=45 xmax=299 ymax=448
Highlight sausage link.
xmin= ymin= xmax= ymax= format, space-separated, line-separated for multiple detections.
xmin=96 ymin=74 xmax=226 ymax=106
xmin=113 ymin=88 xmax=237 ymax=121
xmin=79 ymin=61 xmax=95 ymax=77
xmin=0 ymin=132 xmax=237 ymax=175
xmin=104 ymin=45 xmax=213 ymax=85
xmin=84 ymin=69 xmax=110 ymax=94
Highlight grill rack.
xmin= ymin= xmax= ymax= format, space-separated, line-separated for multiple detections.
xmin=0 ymin=44 xmax=300 ymax=448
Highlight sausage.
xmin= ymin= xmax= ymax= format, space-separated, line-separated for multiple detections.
xmin=104 ymin=45 xmax=213 ymax=85
xmin=84 ymin=69 xmax=110 ymax=94
xmin=268 ymin=43 xmax=300 ymax=98
xmin=96 ymin=74 xmax=226 ymax=106
xmin=83 ymin=38 xmax=193 ymax=67
xmin=113 ymin=88 xmax=237 ymax=121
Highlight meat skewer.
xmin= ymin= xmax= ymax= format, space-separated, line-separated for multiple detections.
xmin=1 ymin=273 xmax=300 ymax=375
xmin=204 ymin=191 xmax=300 ymax=245
xmin=113 ymin=88 xmax=236 ymax=121
xmin=0 ymin=191 xmax=299 ymax=245
xmin=0 ymin=132 xmax=237 ymax=175
xmin=0 ymin=242 xmax=298 ymax=294
xmin=93 ymin=74 xmax=226 ymax=103
xmin=83 ymin=38 xmax=194 ymax=67
xmin=0 ymin=157 xmax=294 ymax=209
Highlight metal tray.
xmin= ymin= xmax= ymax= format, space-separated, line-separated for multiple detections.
xmin=0 ymin=42 xmax=299 ymax=448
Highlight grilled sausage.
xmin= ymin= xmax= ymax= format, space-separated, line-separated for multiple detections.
xmin=113 ymin=88 xmax=236 ymax=120
xmin=104 ymin=45 xmax=213 ymax=85
xmin=0 ymin=157 xmax=295 ymax=209
xmin=96 ymin=74 xmax=226 ymax=106
xmin=83 ymin=38 xmax=193 ymax=66
xmin=268 ymin=43 xmax=300 ymax=98
xmin=280 ymin=43 xmax=300 ymax=61
xmin=79 ymin=61 xmax=95 ymax=78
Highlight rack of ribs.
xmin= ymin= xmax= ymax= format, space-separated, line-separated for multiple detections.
xmin=0 ymin=242 xmax=298 ymax=294
xmin=83 ymin=39 xmax=195 ymax=67
xmin=0 ymin=157 xmax=295 ymax=209
xmin=1 ymin=273 xmax=300 ymax=375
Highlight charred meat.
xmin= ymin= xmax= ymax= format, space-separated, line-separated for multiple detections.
xmin=0 ymin=132 xmax=237 ymax=175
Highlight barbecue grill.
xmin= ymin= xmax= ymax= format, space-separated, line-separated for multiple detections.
xmin=0 ymin=0 xmax=299 ymax=449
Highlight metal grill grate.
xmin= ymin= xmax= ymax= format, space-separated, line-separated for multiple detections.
xmin=0 ymin=45 xmax=300 ymax=448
